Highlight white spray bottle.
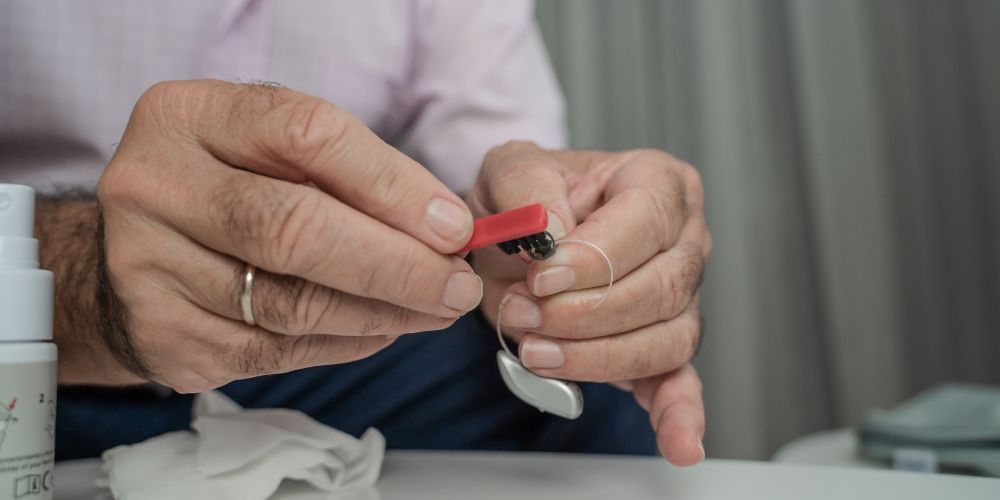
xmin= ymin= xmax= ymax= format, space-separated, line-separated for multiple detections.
xmin=0 ymin=184 xmax=57 ymax=500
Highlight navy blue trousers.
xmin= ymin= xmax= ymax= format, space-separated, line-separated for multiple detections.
xmin=56 ymin=313 xmax=656 ymax=460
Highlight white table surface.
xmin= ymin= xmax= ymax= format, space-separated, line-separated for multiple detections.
xmin=772 ymin=427 xmax=887 ymax=468
xmin=55 ymin=450 xmax=1000 ymax=500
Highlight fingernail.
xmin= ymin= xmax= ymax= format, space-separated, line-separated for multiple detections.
xmin=546 ymin=210 xmax=568 ymax=240
xmin=442 ymin=272 xmax=483 ymax=312
xmin=426 ymin=197 xmax=472 ymax=242
xmin=533 ymin=266 xmax=576 ymax=296
xmin=697 ymin=439 xmax=706 ymax=461
xmin=500 ymin=294 xmax=542 ymax=328
xmin=520 ymin=337 xmax=564 ymax=369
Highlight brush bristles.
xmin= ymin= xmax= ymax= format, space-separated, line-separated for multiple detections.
xmin=496 ymin=232 xmax=556 ymax=260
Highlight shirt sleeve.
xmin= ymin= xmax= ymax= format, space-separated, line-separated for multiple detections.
xmin=401 ymin=0 xmax=567 ymax=194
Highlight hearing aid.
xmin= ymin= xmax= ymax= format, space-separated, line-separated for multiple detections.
xmin=463 ymin=204 xmax=610 ymax=420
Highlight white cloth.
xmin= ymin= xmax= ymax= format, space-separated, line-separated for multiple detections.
xmin=100 ymin=391 xmax=385 ymax=500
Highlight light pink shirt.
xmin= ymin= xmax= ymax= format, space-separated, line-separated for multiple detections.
xmin=0 ymin=0 xmax=566 ymax=193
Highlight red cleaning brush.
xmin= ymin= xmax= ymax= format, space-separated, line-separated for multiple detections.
xmin=459 ymin=203 xmax=556 ymax=260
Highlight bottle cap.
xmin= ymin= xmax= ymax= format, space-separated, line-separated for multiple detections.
xmin=0 ymin=184 xmax=54 ymax=342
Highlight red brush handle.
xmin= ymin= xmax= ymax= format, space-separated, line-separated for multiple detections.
xmin=460 ymin=203 xmax=548 ymax=253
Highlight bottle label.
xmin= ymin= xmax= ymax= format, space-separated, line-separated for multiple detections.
xmin=0 ymin=360 xmax=56 ymax=500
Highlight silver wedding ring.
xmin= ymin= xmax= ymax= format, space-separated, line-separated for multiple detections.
xmin=240 ymin=263 xmax=257 ymax=326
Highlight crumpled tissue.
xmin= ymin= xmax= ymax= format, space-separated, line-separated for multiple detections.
xmin=100 ymin=390 xmax=385 ymax=500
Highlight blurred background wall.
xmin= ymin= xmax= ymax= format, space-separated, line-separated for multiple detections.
xmin=535 ymin=0 xmax=1000 ymax=459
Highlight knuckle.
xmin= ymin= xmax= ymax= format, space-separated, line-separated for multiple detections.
xmin=655 ymin=249 xmax=705 ymax=321
xmin=683 ymin=164 xmax=706 ymax=208
xmin=286 ymin=334 xmax=323 ymax=367
xmin=141 ymin=79 xmax=196 ymax=102
xmin=207 ymin=175 xmax=273 ymax=240
xmin=133 ymin=311 xmax=225 ymax=392
xmin=676 ymin=313 xmax=702 ymax=363
xmin=189 ymin=364 xmax=230 ymax=392
xmin=629 ymin=148 xmax=699 ymax=217
xmin=482 ymin=143 xmax=506 ymax=166
xmin=654 ymin=256 xmax=682 ymax=321
xmin=256 ymin=274 xmax=319 ymax=335
xmin=483 ymin=157 xmax=560 ymax=211
xmin=682 ymin=245 xmax=707 ymax=290
xmin=546 ymin=294 xmax=608 ymax=338
xmin=174 ymin=360 xmax=228 ymax=395
xmin=596 ymin=339 xmax=614 ymax=381
xmin=623 ymin=347 xmax=653 ymax=380
xmin=358 ymin=159 xmax=409 ymax=218
xmin=688 ymin=364 xmax=704 ymax=392
xmin=99 ymin=152 xmax=172 ymax=213
xmin=483 ymin=141 xmax=552 ymax=185
xmin=135 ymin=80 xmax=213 ymax=132
xmin=389 ymin=255 xmax=422 ymax=299
xmin=491 ymin=157 xmax=543 ymax=186
xmin=97 ymin=157 xmax=136 ymax=202
xmin=304 ymin=286 xmax=343 ymax=334
xmin=289 ymin=281 xmax=329 ymax=335
xmin=347 ymin=337 xmax=383 ymax=361
xmin=359 ymin=308 xmax=387 ymax=336
xmin=538 ymin=302 xmax=570 ymax=337
xmin=484 ymin=140 xmax=536 ymax=165
xmin=136 ymin=80 xmax=187 ymax=116
xmin=284 ymin=99 xmax=351 ymax=166
xmin=632 ymin=187 xmax=676 ymax=241
xmin=629 ymin=148 xmax=676 ymax=167
xmin=271 ymin=194 xmax=327 ymax=274
xmin=230 ymin=81 xmax=293 ymax=118
xmin=358 ymin=261 xmax=380 ymax=298
xmin=662 ymin=175 xmax=688 ymax=219
xmin=95 ymin=168 xmax=120 ymax=204
xmin=690 ymin=310 xmax=705 ymax=359
xmin=385 ymin=305 xmax=415 ymax=333
xmin=362 ymin=245 xmax=424 ymax=303
xmin=358 ymin=301 xmax=436 ymax=337
xmin=229 ymin=332 xmax=287 ymax=377
xmin=436 ymin=316 xmax=459 ymax=330
xmin=386 ymin=308 xmax=455 ymax=336
xmin=629 ymin=148 xmax=699 ymax=190
xmin=208 ymin=178 xmax=325 ymax=274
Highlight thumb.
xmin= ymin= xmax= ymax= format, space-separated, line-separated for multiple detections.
xmin=471 ymin=141 xmax=575 ymax=241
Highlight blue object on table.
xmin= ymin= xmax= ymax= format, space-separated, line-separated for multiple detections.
xmin=860 ymin=383 xmax=1000 ymax=476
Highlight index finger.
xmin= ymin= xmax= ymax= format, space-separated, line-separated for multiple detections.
xmin=122 ymin=157 xmax=484 ymax=318
xmin=151 ymin=80 xmax=473 ymax=253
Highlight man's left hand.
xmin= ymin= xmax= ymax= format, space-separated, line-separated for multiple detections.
xmin=468 ymin=141 xmax=711 ymax=465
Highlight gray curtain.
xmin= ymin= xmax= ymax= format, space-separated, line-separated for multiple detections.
xmin=536 ymin=0 xmax=1000 ymax=459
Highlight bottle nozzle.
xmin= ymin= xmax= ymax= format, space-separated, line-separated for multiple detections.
xmin=0 ymin=184 xmax=35 ymax=239
xmin=0 ymin=184 xmax=39 ymax=270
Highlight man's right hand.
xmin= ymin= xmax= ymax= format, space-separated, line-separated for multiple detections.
xmin=94 ymin=80 xmax=482 ymax=392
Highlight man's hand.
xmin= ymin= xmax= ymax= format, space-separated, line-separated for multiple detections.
xmin=469 ymin=142 xmax=710 ymax=465
xmin=61 ymin=80 xmax=483 ymax=390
